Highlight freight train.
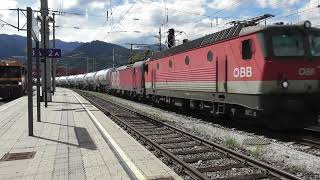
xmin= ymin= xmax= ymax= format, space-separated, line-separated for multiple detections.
xmin=0 ymin=59 xmax=27 ymax=100
xmin=56 ymin=18 xmax=320 ymax=129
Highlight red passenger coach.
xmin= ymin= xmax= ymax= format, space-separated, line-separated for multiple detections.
xmin=145 ymin=20 xmax=320 ymax=128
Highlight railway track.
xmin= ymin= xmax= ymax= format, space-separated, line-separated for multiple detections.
xmin=299 ymin=126 xmax=320 ymax=151
xmin=77 ymin=90 xmax=301 ymax=180
xmin=304 ymin=125 xmax=320 ymax=135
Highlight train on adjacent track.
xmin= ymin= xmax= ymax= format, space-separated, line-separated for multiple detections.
xmin=0 ymin=59 xmax=27 ymax=100
xmin=56 ymin=18 xmax=320 ymax=129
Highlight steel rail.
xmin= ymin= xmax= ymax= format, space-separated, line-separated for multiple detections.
xmin=300 ymin=126 xmax=320 ymax=150
xmin=78 ymin=91 xmax=209 ymax=179
xmin=304 ymin=125 xmax=320 ymax=136
xmin=77 ymin=90 xmax=302 ymax=180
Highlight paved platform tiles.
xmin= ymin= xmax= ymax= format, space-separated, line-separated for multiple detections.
xmin=0 ymin=88 xmax=181 ymax=180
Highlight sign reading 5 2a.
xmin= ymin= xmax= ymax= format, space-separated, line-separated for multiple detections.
xmin=32 ymin=48 xmax=61 ymax=58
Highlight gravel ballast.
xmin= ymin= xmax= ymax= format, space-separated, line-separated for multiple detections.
xmin=85 ymin=90 xmax=320 ymax=179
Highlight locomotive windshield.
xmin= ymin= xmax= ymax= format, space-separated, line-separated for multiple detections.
xmin=309 ymin=33 xmax=320 ymax=56
xmin=271 ymin=33 xmax=305 ymax=56
xmin=0 ymin=66 xmax=21 ymax=78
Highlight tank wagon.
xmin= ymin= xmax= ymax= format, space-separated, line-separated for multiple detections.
xmin=0 ymin=59 xmax=27 ymax=99
xmin=84 ymin=72 xmax=97 ymax=90
xmin=66 ymin=76 xmax=75 ymax=87
xmin=56 ymin=16 xmax=320 ymax=129
xmin=94 ymin=68 xmax=114 ymax=92
xmin=75 ymin=74 xmax=86 ymax=89
xmin=55 ymin=77 xmax=60 ymax=86
xmin=58 ymin=76 xmax=67 ymax=87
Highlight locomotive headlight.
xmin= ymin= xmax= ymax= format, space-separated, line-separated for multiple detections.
xmin=18 ymin=82 xmax=22 ymax=86
xmin=282 ymin=81 xmax=289 ymax=89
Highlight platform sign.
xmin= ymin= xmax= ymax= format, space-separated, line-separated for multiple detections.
xmin=32 ymin=48 xmax=61 ymax=58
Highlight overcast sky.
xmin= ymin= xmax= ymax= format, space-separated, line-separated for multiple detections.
xmin=0 ymin=0 xmax=319 ymax=48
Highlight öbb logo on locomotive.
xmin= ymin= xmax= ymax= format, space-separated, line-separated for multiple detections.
xmin=233 ymin=67 xmax=253 ymax=78
xmin=298 ymin=67 xmax=315 ymax=76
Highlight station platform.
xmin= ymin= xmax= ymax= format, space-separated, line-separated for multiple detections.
xmin=0 ymin=88 xmax=181 ymax=180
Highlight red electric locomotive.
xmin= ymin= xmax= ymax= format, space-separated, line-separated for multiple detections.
xmin=111 ymin=65 xmax=135 ymax=96
xmin=0 ymin=59 xmax=27 ymax=100
xmin=144 ymin=16 xmax=320 ymax=128
xmin=111 ymin=61 xmax=145 ymax=99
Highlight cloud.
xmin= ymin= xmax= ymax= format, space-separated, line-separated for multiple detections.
xmin=256 ymin=0 xmax=300 ymax=8
xmin=0 ymin=0 xmax=18 ymax=19
xmin=88 ymin=1 xmax=106 ymax=10
xmin=297 ymin=0 xmax=320 ymax=26
xmin=48 ymin=0 xmax=78 ymax=10
xmin=104 ymin=0 xmax=214 ymax=45
xmin=2 ymin=0 xmax=318 ymax=48
xmin=39 ymin=0 xmax=234 ymax=46
xmin=207 ymin=0 xmax=241 ymax=10
xmin=0 ymin=0 xmax=22 ymax=36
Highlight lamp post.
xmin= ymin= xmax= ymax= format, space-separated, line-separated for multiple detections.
xmin=37 ymin=15 xmax=54 ymax=107
xmin=52 ymin=13 xmax=56 ymax=94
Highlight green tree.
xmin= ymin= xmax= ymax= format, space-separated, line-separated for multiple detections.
xmin=129 ymin=50 xmax=153 ymax=64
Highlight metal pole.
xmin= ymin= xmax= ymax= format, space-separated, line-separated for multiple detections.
xmin=43 ymin=16 xmax=48 ymax=108
xmin=27 ymin=7 xmax=33 ymax=136
xmin=159 ymin=27 xmax=162 ymax=51
xmin=36 ymin=41 xmax=41 ymax=122
xmin=52 ymin=13 xmax=56 ymax=94
xmin=17 ymin=8 xmax=20 ymax=31
xmin=40 ymin=0 xmax=52 ymax=102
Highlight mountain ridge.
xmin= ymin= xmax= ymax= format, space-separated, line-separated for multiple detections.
xmin=0 ymin=34 xmax=82 ymax=58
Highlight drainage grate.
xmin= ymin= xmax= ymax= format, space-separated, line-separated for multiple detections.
xmin=0 ymin=151 xmax=36 ymax=161
xmin=243 ymin=138 xmax=270 ymax=145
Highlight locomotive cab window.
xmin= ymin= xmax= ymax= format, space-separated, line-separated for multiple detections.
xmin=309 ymin=33 xmax=320 ymax=56
xmin=242 ymin=39 xmax=253 ymax=60
xmin=272 ymin=33 xmax=304 ymax=57
xmin=0 ymin=66 xmax=21 ymax=78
